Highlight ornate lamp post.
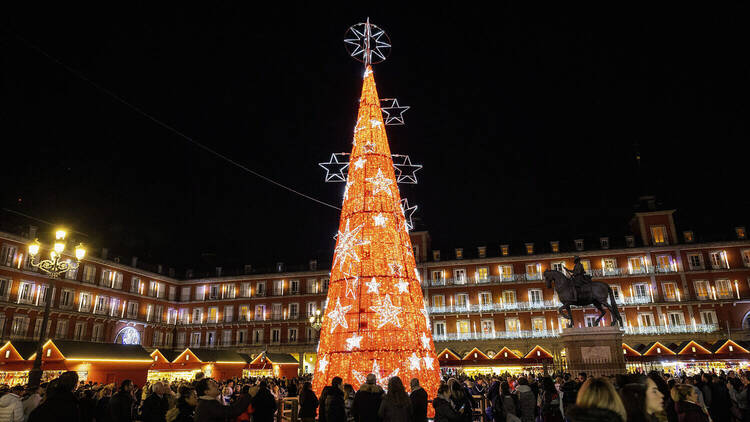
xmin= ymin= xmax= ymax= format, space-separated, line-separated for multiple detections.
xmin=308 ymin=309 xmax=323 ymax=331
xmin=26 ymin=228 xmax=86 ymax=387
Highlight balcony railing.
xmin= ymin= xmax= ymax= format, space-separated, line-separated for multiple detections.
xmin=624 ymin=323 xmax=718 ymax=335
xmin=429 ymin=300 xmax=561 ymax=314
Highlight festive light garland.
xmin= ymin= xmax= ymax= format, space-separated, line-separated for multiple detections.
xmin=312 ymin=66 xmax=441 ymax=401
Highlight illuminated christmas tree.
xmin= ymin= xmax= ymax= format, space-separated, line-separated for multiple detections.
xmin=312 ymin=21 xmax=440 ymax=402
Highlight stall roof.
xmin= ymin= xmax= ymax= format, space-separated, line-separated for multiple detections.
xmin=264 ymin=353 xmax=299 ymax=364
xmin=711 ymin=339 xmax=750 ymax=354
xmin=52 ymin=340 xmax=152 ymax=361
xmin=8 ymin=341 xmax=39 ymax=360
xmin=153 ymin=349 xmax=181 ymax=362
xmin=188 ymin=349 xmax=247 ymax=363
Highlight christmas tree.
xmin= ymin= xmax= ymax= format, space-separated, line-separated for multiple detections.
xmin=312 ymin=64 xmax=441 ymax=401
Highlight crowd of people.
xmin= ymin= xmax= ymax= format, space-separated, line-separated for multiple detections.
xmin=0 ymin=368 xmax=746 ymax=422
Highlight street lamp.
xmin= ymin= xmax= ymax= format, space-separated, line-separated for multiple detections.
xmin=27 ymin=228 xmax=86 ymax=387
xmin=309 ymin=309 xmax=323 ymax=331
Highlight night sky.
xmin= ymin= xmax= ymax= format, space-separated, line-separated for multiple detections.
xmin=2 ymin=4 xmax=748 ymax=275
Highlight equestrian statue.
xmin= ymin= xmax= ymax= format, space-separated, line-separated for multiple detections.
xmin=543 ymin=256 xmax=623 ymax=328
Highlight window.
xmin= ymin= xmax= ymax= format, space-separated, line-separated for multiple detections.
xmin=288 ymin=328 xmax=298 ymax=343
xmin=109 ymin=298 xmax=121 ymax=316
xmin=584 ymin=315 xmax=599 ymax=327
xmin=601 ymin=258 xmax=618 ymax=275
xmin=478 ymin=246 xmax=486 ymax=258
xmin=715 ymin=279 xmax=732 ymax=299
xmin=194 ymin=286 xmax=206 ymax=301
xmin=434 ymin=321 xmax=446 ymax=337
xmin=0 ymin=244 xmax=17 ymax=266
xmin=55 ymin=320 xmax=69 ymax=338
xmin=130 ymin=277 xmax=141 ymax=293
xmin=737 ymin=227 xmax=747 ymax=240
xmin=208 ymin=285 xmax=218 ymax=299
xmin=78 ymin=292 xmax=92 ymax=312
xmin=432 ymin=295 xmax=445 ymax=308
xmin=94 ymin=296 xmax=108 ymax=314
xmin=190 ymin=332 xmax=201 ymax=347
xmin=256 ymin=281 xmax=266 ymax=296
xmin=478 ymin=292 xmax=492 ymax=308
xmin=709 ymin=251 xmax=729 ymax=269
xmin=638 ymin=313 xmax=654 ymax=327
xmin=656 ymin=255 xmax=676 ymax=272
xmin=149 ymin=281 xmax=160 ymax=297
xmin=550 ymin=241 xmax=560 ymax=253
xmin=684 ymin=231 xmax=694 ymax=243
xmin=100 ymin=269 xmax=113 ymax=287
xmin=127 ymin=302 xmax=139 ymax=319
xmin=145 ymin=305 xmax=153 ymax=322
xmin=167 ymin=309 xmax=177 ymax=324
xmin=741 ymin=249 xmax=750 ymax=268
xmin=581 ymin=259 xmax=592 ymax=274
xmin=455 ymin=293 xmax=469 ymax=309
xmin=632 ymin=283 xmax=649 ymax=301
xmin=456 ymin=320 xmax=470 ymax=335
xmin=501 ymin=245 xmax=509 ymax=256
xmin=271 ymin=280 xmax=282 ymax=296
xmin=625 ymin=236 xmax=635 ymax=247
xmin=66 ymin=265 xmax=79 ymax=280
xmin=306 ymin=279 xmax=317 ymax=294
xmin=289 ymin=303 xmax=299 ymax=319
xmin=153 ymin=330 xmax=164 ymax=347
xmin=574 ymin=239 xmax=584 ymax=251
xmin=236 ymin=330 xmax=247 ymax=345
xmin=290 ymin=280 xmax=300 ymax=294
xmin=431 ymin=270 xmax=445 ymax=284
xmin=525 ymin=243 xmax=534 ymax=255
xmin=668 ymin=312 xmax=685 ymax=326
xmin=687 ymin=253 xmax=704 ymax=270
xmin=73 ymin=322 xmax=86 ymax=340
xmin=455 ymin=248 xmax=463 ymax=259
xmin=306 ymin=302 xmax=317 ymax=317
xmin=433 ymin=250 xmax=441 ymax=261
xmin=628 ymin=257 xmax=646 ymax=274
xmin=17 ymin=282 xmax=34 ymax=304
xmin=0 ymin=278 xmax=11 ymax=300
xmin=528 ymin=289 xmax=543 ymax=306
xmin=505 ymin=317 xmax=520 ymax=332
xmin=224 ymin=306 xmax=234 ymax=322
xmin=499 ymin=265 xmax=513 ymax=281
xmin=600 ymin=237 xmax=610 ymax=249
xmin=222 ymin=284 xmax=235 ymax=299
xmin=206 ymin=332 xmax=215 ymax=347
xmin=532 ymin=317 xmax=546 ymax=332
xmin=662 ymin=282 xmax=678 ymax=301
xmin=480 ymin=319 xmax=494 ymax=335
xmin=192 ymin=308 xmax=203 ymax=324
xmin=551 ymin=261 xmax=565 ymax=272
xmin=255 ymin=305 xmax=266 ymax=321
xmin=179 ymin=308 xmax=190 ymax=324
xmin=651 ymin=226 xmax=667 ymax=245
xmin=169 ymin=286 xmax=176 ymax=300
xmin=525 ymin=263 xmax=541 ymax=280
xmin=476 ymin=267 xmax=489 ymax=282
xmin=502 ymin=290 xmax=516 ymax=307
xmin=176 ymin=332 xmax=186 ymax=347
xmin=271 ymin=328 xmax=281 ymax=343
xmin=253 ymin=329 xmax=263 ymax=344
xmin=154 ymin=305 xmax=163 ymax=323
xmin=81 ymin=265 xmax=96 ymax=283
xmin=272 ymin=303 xmax=283 ymax=320
xmin=693 ymin=280 xmax=710 ymax=300
xmin=700 ymin=310 xmax=717 ymax=325
xmin=92 ymin=324 xmax=104 ymax=342
xmin=322 ymin=278 xmax=330 ymax=291
xmin=238 ymin=305 xmax=250 ymax=322
xmin=207 ymin=307 xmax=218 ymax=323
xmin=10 ymin=315 xmax=29 ymax=337
xmin=180 ymin=287 xmax=191 ymax=301
xmin=454 ymin=269 xmax=466 ymax=284
xmin=221 ymin=330 xmax=232 ymax=346
xmin=611 ymin=285 xmax=622 ymax=302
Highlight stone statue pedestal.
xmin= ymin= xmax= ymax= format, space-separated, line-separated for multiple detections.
xmin=560 ymin=326 xmax=625 ymax=376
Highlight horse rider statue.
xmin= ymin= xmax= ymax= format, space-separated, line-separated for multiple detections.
xmin=564 ymin=256 xmax=591 ymax=302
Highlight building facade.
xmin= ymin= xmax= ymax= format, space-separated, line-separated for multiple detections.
xmin=1 ymin=206 xmax=749 ymax=375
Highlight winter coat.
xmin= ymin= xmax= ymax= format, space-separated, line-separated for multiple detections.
xmin=433 ymin=397 xmax=462 ymax=422
xmin=94 ymin=396 xmax=111 ymax=422
xmin=141 ymin=394 xmax=169 ymax=422
xmin=515 ymin=385 xmax=536 ymax=422
xmin=28 ymin=390 xmax=80 ymax=422
xmin=539 ymin=390 xmax=563 ymax=422
xmin=675 ymin=401 xmax=709 ymax=422
xmin=194 ymin=393 xmax=251 ymax=422
xmin=166 ymin=400 xmax=195 ymax=422
xmin=250 ymin=388 xmax=277 ymax=422
xmin=0 ymin=393 xmax=24 ymax=422
xmin=377 ymin=395 xmax=412 ymax=422
xmin=559 ymin=381 xmax=578 ymax=410
xmin=319 ymin=387 xmax=332 ymax=422
xmin=325 ymin=387 xmax=347 ymax=422
xmin=299 ymin=389 xmax=319 ymax=418
xmin=410 ymin=387 xmax=428 ymax=422
xmin=452 ymin=391 xmax=474 ymax=422
xmin=22 ymin=393 xmax=42 ymax=422
xmin=352 ymin=383 xmax=384 ymax=422
xmin=108 ymin=390 xmax=134 ymax=422
xmin=565 ymin=406 xmax=623 ymax=422
xmin=345 ymin=395 xmax=355 ymax=422
xmin=708 ymin=382 xmax=731 ymax=422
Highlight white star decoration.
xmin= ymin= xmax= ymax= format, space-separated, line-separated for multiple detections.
xmin=408 ymin=353 xmax=421 ymax=370
xmin=370 ymin=119 xmax=382 ymax=128
xmin=365 ymin=277 xmax=380 ymax=294
xmin=345 ymin=333 xmax=363 ymax=351
xmin=423 ymin=356 xmax=434 ymax=369
xmin=333 ymin=219 xmax=369 ymax=271
xmin=395 ymin=280 xmax=409 ymax=294
xmin=369 ymin=294 xmax=402 ymax=328
xmin=327 ymin=297 xmax=352 ymax=333
xmin=344 ymin=274 xmax=359 ymax=300
xmin=420 ymin=332 xmax=431 ymax=349
xmin=352 ymin=360 xmax=400 ymax=389
xmin=363 ymin=141 xmax=376 ymax=153
xmin=354 ymin=157 xmax=366 ymax=169
xmin=420 ymin=308 xmax=430 ymax=330
xmin=414 ymin=268 xmax=421 ymax=282
xmin=343 ymin=180 xmax=354 ymax=201
xmin=363 ymin=67 xmax=372 ymax=77
xmin=388 ymin=262 xmax=404 ymax=276
xmin=365 ymin=169 xmax=393 ymax=196
xmin=318 ymin=355 xmax=329 ymax=372
xmin=372 ymin=213 xmax=387 ymax=227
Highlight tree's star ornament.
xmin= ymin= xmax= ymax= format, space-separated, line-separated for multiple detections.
xmin=405 ymin=245 xmax=413 ymax=258
xmin=343 ymin=273 xmax=359 ymax=300
xmin=369 ymin=294 xmax=403 ymax=328
xmin=343 ymin=180 xmax=354 ymax=201
xmin=380 ymin=98 xmax=411 ymax=126
xmin=395 ymin=279 xmax=409 ymax=294
xmin=420 ymin=332 xmax=431 ymax=349
xmin=345 ymin=333 xmax=363 ymax=351
xmin=318 ymin=355 xmax=329 ymax=372
xmin=372 ymin=213 xmax=387 ymax=227
xmin=391 ymin=154 xmax=423 ymax=184
xmin=363 ymin=141 xmax=376 ymax=153
xmin=388 ymin=262 xmax=404 ymax=276
xmin=333 ymin=219 xmax=369 ymax=271
xmin=423 ymin=356 xmax=434 ymax=369
xmin=365 ymin=277 xmax=380 ymax=294
xmin=420 ymin=307 xmax=430 ymax=330
xmin=363 ymin=67 xmax=372 ymax=78
xmin=366 ymin=169 xmax=393 ymax=196
xmin=370 ymin=119 xmax=382 ymax=128
xmin=343 ymin=18 xmax=391 ymax=66
xmin=353 ymin=157 xmax=366 ymax=169
xmin=352 ymin=360 xmax=400 ymax=389
xmin=319 ymin=153 xmax=349 ymax=182
xmin=408 ymin=353 xmax=421 ymax=370
xmin=327 ymin=297 xmax=352 ymax=333
xmin=398 ymin=198 xmax=418 ymax=231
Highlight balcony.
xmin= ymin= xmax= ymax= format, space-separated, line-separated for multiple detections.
xmin=624 ymin=323 xmax=718 ymax=335
xmin=429 ymin=300 xmax=561 ymax=314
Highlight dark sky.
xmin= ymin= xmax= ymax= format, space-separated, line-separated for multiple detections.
xmin=2 ymin=4 xmax=748 ymax=275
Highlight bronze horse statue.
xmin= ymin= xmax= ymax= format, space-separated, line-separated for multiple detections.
xmin=543 ymin=269 xmax=623 ymax=328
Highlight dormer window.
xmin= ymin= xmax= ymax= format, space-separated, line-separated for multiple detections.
xmin=600 ymin=237 xmax=609 ymax=249
xmin=737 ymin=227 xmax=747 ymax=240
xmin=650 ymin=225 xmax=667 ymax=246
xmin=455 ymin=248 xmax=463 ymax=260
xmin=625 ymin=236 xmax=635 ymax=248
xmin=683 ymin=231 xmax=694 ymax=243
xmin=433 ymin=250 xmax=441 ymax=261
xmin=501 ymin=245 xmax=509 ymax=256
xmin=574 ymin=239 xmax=584 ymax=251
xmin=550 ymin=241 xmax=560 ymax=253
xmin=525 ymin=243 xmax=534 ymax=255
xmin=477 ymin=246 xmax=486 ymax=258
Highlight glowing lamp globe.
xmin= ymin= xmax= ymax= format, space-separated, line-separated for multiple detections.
xmin=55 ymin=229 xmax=67 ymax=240
xmin=28 ymin=240 xmax=40 ymax=257
xmin=75 ymin=244 xmax=86 ymax=261
xmin=53 ymin=241 xmax=65 ymax=254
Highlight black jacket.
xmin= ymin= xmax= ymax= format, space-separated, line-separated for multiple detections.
xmin=95 ymin=396 xmax=111 ymax=422
xmin=433 ymin=397 xmax=462 ymax=422
xmin=299 ymin=389 xmax=319 ymax=418
xmin=141 ymin=393 xmax=169 ymax=422
xmin=352 ymin=383 xmax=384 ymax=422
xmin=325 ymin=387 xmax=347 ymax=422
xmin=565 ymin=406 xmax=623 ymax=422
xmin=194 ymin=393 xmax=251 ymax=422
xmin=28 ymin=390 xmax=81 ymax=422
xmin=109 ymin=390 xmax=134 ymax=422
xmin=675 ymin=401 xmax=710 ymax=422
xmin=251 ymin=387 xmax=278 ymax=422
xmin=410 ymin=388 xmax=428 ymax=422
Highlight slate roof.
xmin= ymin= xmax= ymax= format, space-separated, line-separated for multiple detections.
xmin=52 ymin=340 xmax=152 ymax=360
xmin=264 ymin=353 xmax=298 ymax=364
xmin=188 ymin=349 xmax=247 ymax=363
xmin=8 ymin=341 xmax=39 ymax=360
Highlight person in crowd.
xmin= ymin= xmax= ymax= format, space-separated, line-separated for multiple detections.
xmin=515 ymin=377 xmax=536 ymax=422
xmin=28 ymin=371 xmax=81 ymax=422
xmin=560 ymin=373 xmax=579 ymax=415
xmin=109 ymin=379 xmax=135 ymax=422
xmin=378 ymin=376 xmax=412 ymax=422
xmin=727 ymin=377 xmax=747 ymax=422
xmin=142 ymin=382 xmax=169 ymax=422
xmin=94 ymin=385 xmax=114 ymax=422
xmin=433 ymin=384 xmax=461 ymax=422
xmin=22 ymin=385 xmax=42 ymax=422
xmin=671 ymin=384 xmax=709 ymax=422
xmin=409 ymin=378 xmax=427 ymax=422
xmin=619 ymin=375 xmax=663 ymax=422
xmin=708 ymin=373 xmax=731 ymax=422
xmin=352 ymin=374 xmax=384 ymax=422
xmin=0 ymin=384 xmax=25 ymax=422
xmin=194 ymin=378 xmax=250 ymax=422
xmin=298 ymin=382 xmax=319 ymax=422
xmin=343 ymin=384 xmax=356 ymax=422
xmin=565 ymin=377 xmax=626 ymax=422
xmin=648 ymin=372 xmax=676 ymax=422
xmin=538 ymin=376 xmax=563 ymax=422
xmin=324 ymin=377 xmax=346 ymax=422
xmin=449 ymin=378 xmax=474 ymax=422
xmin=166 ymin=386 xmax=196 ymax=422
xmin=286 ymin=381 xmax=298 ymax=398
xmin=493 ymin=381 xmax=519 ymax=422
xmin=79 ymin=388 xmax=97 ymax=422
xmin=250 ymin=381 xmax=277 ymax=422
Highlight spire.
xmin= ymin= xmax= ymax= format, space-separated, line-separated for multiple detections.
xmin=312 ymin=66 xmax=441 ymax=399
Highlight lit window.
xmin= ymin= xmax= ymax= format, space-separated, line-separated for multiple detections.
xmin=550 ymin=241 xmax=559 ymax=253
xmin=683 ymin=231 xmax=694 ymax=243
xmin=525 ymin=243 xmax=534 ymax=255
xmin=501 ymin=245 xmax=509 ymax=256
xmin=574 ymin=239 xmax=584 ymax=251
xmin=737 ymin=227 xmax=747 ymax=240
xmin=651 ymin=226 xmax=667 ymax=245
xmin=662 ymin=282 xmax=678 ymax=301
xmin=455 ymin=248 xmax=463 ymax=259
xmin=693 ymin=280 xmax=709 ymax=299
xmin=600 ymin=238 xmax=609 ymax=249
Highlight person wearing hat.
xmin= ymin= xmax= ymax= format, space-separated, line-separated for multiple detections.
xmin=564 ymin=256 xmax=588 ymax=303
xmin=0 ymin=384 xmax=24 ymax=422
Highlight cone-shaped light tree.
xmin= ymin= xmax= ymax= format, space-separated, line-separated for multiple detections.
xmin=312 ymin=65 xmax=440 ymax=400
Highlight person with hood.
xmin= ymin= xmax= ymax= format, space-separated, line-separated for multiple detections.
xmin=433 ymin=385 xmax=461 ymax=422
xmin=298 ymin=382 xmax=319 ymax=422
xmin=378 ymin=377 xmax=412 ymax=422
xmin=325 ymin=377 xmax=347 ymax=422
xmin=0 ymin=385 xmax=25 ymax=422
xmin=250 ymin=381 xmax=277 ymax=422
xmin=514 ymin=378 xmax=536 ymax=422
xmin=28 ymin=372 xmax=81 ymax=422
xmin=194 ymin=378 xmax=251 ymax=422
xmin=166 ymin=386 xmax=196 ymax=422
xmin=352 ymin=374 xmax=384 ymax=422
xmin=565 ymin=377 xmax=625 ymax=422
xmin=671 ymin=384 xmax=709 ymax=422
xmin=409 ymin=379 xmax=427 ymax=422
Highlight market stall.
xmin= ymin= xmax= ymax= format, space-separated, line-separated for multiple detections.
xmin=245 ymin=353 xmax=299 ymax=379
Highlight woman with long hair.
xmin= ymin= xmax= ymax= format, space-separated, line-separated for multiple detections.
xmin=299 ymin=381 xmax=319 ymax=422
xmin=343 ymin=384 xmax=356 ymax=422
xmin=378 ymin=376 xmax=413 ymax=422
xmin=493 ymin=381 xmax=519 ymax=422
xmin=449 ymin=378 xmax=475 ymax=422
xmin=538 ymin=376 xmax=563 ymax=422
xmin=565 ymin=377 xmax=626 ymax=422
xmin=166 ymin=386 xmax=197 ymax=422
xmin=619 ymin=375 xmax=663 ymax=422
xmin=671 ymin=384 xmax=709 ymax=422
